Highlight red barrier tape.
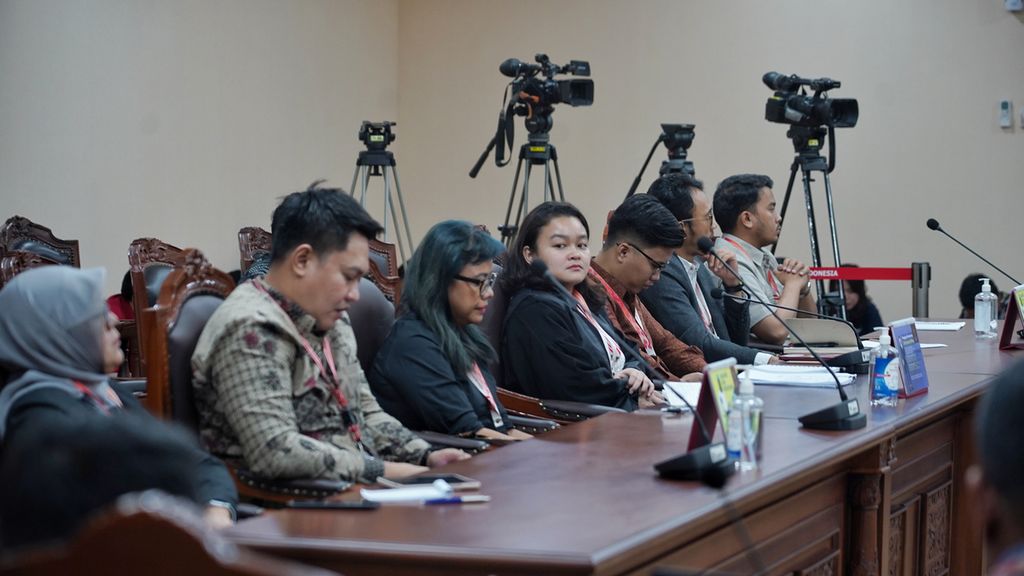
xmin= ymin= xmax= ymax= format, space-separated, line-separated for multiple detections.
xmin=808 ymin=267 xmax=913 ymax=281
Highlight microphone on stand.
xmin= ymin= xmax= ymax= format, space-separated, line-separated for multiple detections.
xmin=710 ymin=289 xmax=872 ymax=372
xmin=696 ymin=237 xmax=866 ymax=431
xmin=926 ymin=218 xmax=1020 ymax=285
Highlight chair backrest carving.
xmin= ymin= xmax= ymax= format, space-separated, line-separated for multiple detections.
xmin=238 ymin=226 xmax=272 ymax=276
xmin=0 ymin=251 xmax=61 ymax=288
xmin=128 ymin=238 xmax=186 ymax=375
xmin=0 ymin=216 xmax=80 ymax=267
xmin=142 ymin=249 xmax=234 ymax=427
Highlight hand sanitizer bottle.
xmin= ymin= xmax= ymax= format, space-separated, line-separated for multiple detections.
xmin=871 ymin=334 xmax=901 ymax=407
xmin=974 ymin=278 xmax=998 ymax=339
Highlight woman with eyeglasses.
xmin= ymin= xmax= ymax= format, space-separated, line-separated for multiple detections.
xmin=369 ymin=221 xmax=530 ymax=441
xmin=500 ymin=201 xmax=659 ymax=411
xmin=0 ymin=266 xmax=238 ymax=543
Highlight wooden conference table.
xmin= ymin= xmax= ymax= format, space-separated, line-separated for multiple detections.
xmin=226 ymin=323 xmax=1021 ymax=575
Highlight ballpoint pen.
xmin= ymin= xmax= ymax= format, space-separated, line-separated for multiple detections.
xmin=423 ymin=495 xmax=491 ymax=505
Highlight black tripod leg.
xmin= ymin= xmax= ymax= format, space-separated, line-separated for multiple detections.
xmin=769 ymin=159 xmax=800 ymax=255
xmin=501 ymin=156 xmax=526 ymax=246
xmin=552 ymin=155 xmax=566 ymax=203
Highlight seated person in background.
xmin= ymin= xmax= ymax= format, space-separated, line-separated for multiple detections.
xmin=105 ymin=270 xmax=134 ymax=321
xmin=0 ymin=414 xmax=216 ymax=551
xmin=827 ymin=264 xmax=883 ymax=336
xmin=713 ymin=174 xmax=815 ymax=346
xmin=191 ymin=183 xmax=469 ymax=484
xmin=501 ymin=201 xmax=659 ymax=411
xmin=590 ymin=195 xmax=705 ymax=381
xmin=642 ymin=173 xmax=778 ymax=365
xmin=369 ymin=221 xmax=530 ymax=442
xmin=967 ymin=360 xmax=1024 ymax=575
xmin=959 ymin=273 xmax=1009 ymax=320
xmin=0 ymin=266 xmax=237 ymax=533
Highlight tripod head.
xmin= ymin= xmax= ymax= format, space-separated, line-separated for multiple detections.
xmin=625 ymin=123 xmax=696 ymax=199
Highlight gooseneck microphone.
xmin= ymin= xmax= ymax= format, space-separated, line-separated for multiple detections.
xmin=696 ymin=237 xmax=866 ymax=431
xmin=926 ymin=218 xmax=1020 ymax=285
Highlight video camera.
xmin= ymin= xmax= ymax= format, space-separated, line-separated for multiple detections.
xmin=470 ymin=54 xmax=594 ymax=177
xmin=359 ymin=121 xmax=396 ymax=151
xmin=763 ymin=72 xmax=858 ymax=128
xmin=500 ymin=54 xmax=594 ymax=111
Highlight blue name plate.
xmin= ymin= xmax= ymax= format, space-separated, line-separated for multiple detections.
xmin=889 ymin=318 xmax=929 ymax=398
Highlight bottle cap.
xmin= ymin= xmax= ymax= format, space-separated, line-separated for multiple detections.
xmin=739 ymin=371 xmax=754 ymax=395
xmin=981 ymin=278 xmax=991 ymax=293
xmin=879 ymin=334 xmax=891 ymax=347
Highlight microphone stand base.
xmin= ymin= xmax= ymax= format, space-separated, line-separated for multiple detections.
xmin=799 ymin=399 xmax=868 ymax=431
xmin=654 ymin=442 xmax=736 ymax=482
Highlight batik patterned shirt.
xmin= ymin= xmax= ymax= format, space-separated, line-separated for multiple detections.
xmin=191 ymin=279 xmax=430 ymax=483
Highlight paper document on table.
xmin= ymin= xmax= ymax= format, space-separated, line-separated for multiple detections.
xmin=361 ymin=479 xmax=453 ymax=503
xmin=745 ymin=365 xmax=855 ymax=388
xmin=663 ymin=380 xmax=701 ymax=409
xmin=914 ymin=321 xmax=965 ymax=331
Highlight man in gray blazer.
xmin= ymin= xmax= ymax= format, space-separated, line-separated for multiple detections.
xmin=640 ymin=173 xmax=777 ymax=365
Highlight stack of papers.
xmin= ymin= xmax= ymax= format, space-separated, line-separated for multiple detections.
xmin=914 ymin=321 xmax=965 ymax=332
xmin=361 ymin=479 xmax=453 ymax=503
xmin=663 ymin=380 xmax=701 ymax=409
xmin=745 ymin=365 xmax=855 ymax=389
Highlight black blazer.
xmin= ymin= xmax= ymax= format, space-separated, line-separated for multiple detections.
xmin=3 ymin=385 xmax=237 ymax=507
xmin=641 ymin=256 xmax=760 ymax=364
xmin=369 ymin=314 xmax=510 ymax=435
xmin=501 ymin=289 xmax=641 ymax=411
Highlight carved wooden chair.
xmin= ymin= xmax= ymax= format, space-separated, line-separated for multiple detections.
xmin=0 ymin=250 xmax=60 ymax=289
xmin=238 ymin=226 xmax=272 ymax=276
xmin=0 ymin=215 xmax=80 ymax=267
xmin=141 ymin=249 xmax=348 ymax=505
xmin=128 ymin=237 xmax=186 ymax=376
xmin=366 ymin=238 xmax=402 ymax=304
xmin=0 ymin=491 xmax=337 ymax=576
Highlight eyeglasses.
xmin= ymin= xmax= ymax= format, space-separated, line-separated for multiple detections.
xmin=680 ymin=211 xmax=715 ymax=225
xmin=622 ymin=242 xmax=668 ymax=272
xmin=454 ymin=272 xmax=498 ymax=296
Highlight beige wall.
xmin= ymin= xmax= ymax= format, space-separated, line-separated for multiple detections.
xmin=0 ymin=0 xmax=398 ymax=290
xmin=396 ymin=0 xmax=1024 ymax=319
xmin=2 ymin=0 xmax=1023 ymax=319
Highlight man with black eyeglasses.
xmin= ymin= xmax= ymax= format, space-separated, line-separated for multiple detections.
xmin=642 ymin=173 xmax=780 ymax=365
xmin=589 ymin=195 xmax=706 ymax=382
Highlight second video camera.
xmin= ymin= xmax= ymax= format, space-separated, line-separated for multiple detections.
xmin=763 ymin=71 xmax=858 ymax=128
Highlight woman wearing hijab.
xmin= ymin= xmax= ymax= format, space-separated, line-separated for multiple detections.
xmin=0 ymin=266 xmax=237 ymax=545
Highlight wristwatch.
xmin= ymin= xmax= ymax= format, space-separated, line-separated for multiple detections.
xmin=724 ymin=283 xmax=744 ymax=293
xmin=800 ymin=281 xmax=812 ymax=297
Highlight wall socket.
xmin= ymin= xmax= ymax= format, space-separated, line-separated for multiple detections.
xmin=1000 ymin=100 xmax=1013 ymax=128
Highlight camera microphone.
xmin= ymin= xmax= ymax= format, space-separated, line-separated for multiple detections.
xmin=925 ymin=218 xmax=1019 ymax=285
xmin=499 ymin=58 xmax=539 ymax=78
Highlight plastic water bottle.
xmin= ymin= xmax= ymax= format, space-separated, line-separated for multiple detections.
xmin=974 ymin=277 xmax=998 ymax=339
xmin=871 ymin=334 xmax=901 ymax=407
xmin=729 ymin=373 xmax=763 ymax=471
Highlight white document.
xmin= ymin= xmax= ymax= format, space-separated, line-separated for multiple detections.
xmin=745 ymin=365 xmax=855 ymax=389
xmin=663 ymin=380 xmax=701 ymax=409
xmin=361 ymin=479 xmax=453 ymax=503
xmin=914 ymin=321 xmax=965 ymax=331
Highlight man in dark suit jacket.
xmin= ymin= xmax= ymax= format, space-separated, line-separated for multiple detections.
xmin=640 ymin=173 xmax=777 ymax=365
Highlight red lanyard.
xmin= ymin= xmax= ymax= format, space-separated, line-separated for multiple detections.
xmin=571 ymin=289 xmax=625 ymax=362
xmin=73 ymin=381 xmax=122 ymax=414
xmin=254 ymin=282 xmax=361 ymax=443
xmin=468 ymin=363 xmax=498 ymax=413
xmin=588 ymin=269 xmax=654 ymax=353
xmin=721 ymin=237 xmax=780 ymax=300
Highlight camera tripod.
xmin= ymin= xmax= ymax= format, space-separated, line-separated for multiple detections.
xmin=771 ymin=125 xmax=847 ymax=319
xmin=350 ymin=147 xmax=414 ymax=262
xmin=497 ymin=132 xmax=566 ymax=247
